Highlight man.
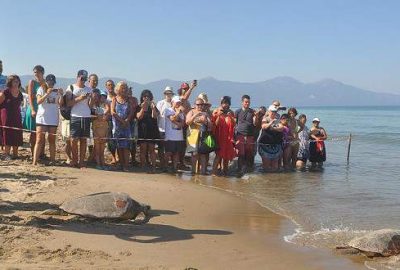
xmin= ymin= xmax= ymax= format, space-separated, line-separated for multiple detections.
xmin=164 ymin=96 xmax=186 ymax=172
xmin=87 ymin=74 xmax=99 ymax=163
xmin=0 ymin=60 xmax=7 ymax=92
xmin=235 ymin=95 xmax=261 ymax=173
xmin=156 ymin=86 xmax=174 ymax=170
xmin=104 ymin=79 xmax=118 ymax=164
xmin=66 ymin=70 xmax=94 ymax=168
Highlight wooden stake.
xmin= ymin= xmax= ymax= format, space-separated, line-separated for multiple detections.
xmin=347 ymin=133 xmax=352 ymax=165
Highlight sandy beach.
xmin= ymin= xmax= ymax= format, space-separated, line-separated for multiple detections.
xmin=0 ymin=147 xmax=366 ymax=270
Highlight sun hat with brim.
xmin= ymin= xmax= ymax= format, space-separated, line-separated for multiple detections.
xmin=268 ymin=105 xmax=278 ymax=112
xmin=197 ymin=93 xmax=210 ymax=104
xmin=164 ymin=86 xmax=174 ymax=95
xmin=171 ymin=96 xmax=181 ymax=103
xmin=312 ymin=118 xmax=320 ymax=122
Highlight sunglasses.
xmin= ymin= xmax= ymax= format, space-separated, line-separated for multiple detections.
xmin=196 ymin=103 xmax=205 ymax=106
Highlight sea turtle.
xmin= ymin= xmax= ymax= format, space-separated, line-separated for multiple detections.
xmin=43 ymin=192 xmax=151 ymax=223
xmin=336 ymin=229 xmax=400 ymax=258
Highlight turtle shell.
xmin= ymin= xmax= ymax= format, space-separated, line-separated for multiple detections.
xmin=349 ymin=229 xmax=400 ymax=257
xmin=60 ymin=192 xmax=138 ymax=219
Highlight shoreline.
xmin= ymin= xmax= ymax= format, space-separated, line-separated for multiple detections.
xmin=0 ymin=157 xmax=367 ymax=269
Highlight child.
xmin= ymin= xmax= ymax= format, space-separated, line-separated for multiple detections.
xmin=92 ymin=89 xmax=110 ymax=169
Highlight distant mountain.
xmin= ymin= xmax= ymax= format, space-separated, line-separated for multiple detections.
xmin=18 ymin=75 xmax=400 ymax=107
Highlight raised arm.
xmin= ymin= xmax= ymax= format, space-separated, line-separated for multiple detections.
xmin=181 ymin=81 xmax=197 ymax=101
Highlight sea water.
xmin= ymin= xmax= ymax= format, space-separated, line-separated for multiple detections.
xmin=184 ymin=106 xmax=400 ymax=269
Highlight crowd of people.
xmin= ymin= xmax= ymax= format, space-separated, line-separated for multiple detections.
xmin=0 ymin=62 xmax=328 ymax=175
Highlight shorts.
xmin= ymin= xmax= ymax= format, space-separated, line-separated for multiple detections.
xmin=61 ymin=118 xmax=70 ymax=141
xmin=36 ymin=124 xmax=58 ymax=135
xmin=70 ymin=116 xmax=91 ymax=139
xmin=235 ymin=134 xmax=255 ymax=157
xmin=165 ymin=140 xmax=186 ymax=154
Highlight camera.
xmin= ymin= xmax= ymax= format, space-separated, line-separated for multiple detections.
xmin=278 ymin=106 xmax=287 ymax=111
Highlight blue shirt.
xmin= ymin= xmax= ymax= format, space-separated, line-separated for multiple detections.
xmin=0 ymin=74 xmax=7 ymax=91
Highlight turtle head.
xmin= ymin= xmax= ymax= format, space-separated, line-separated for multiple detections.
xmin=131 ymin=203 xmax=151 ymax=224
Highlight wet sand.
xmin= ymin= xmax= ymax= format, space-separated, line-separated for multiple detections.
xmin=0 ymin=153 xmax=366 ymax=269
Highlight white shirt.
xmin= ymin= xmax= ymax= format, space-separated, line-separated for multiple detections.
xmin=36 ymin=87 xmax=61 ymax=126
xmin=156 ymin=99 xmax=172 ymax=133
xmin=66 ymin=84 xmax=92 ymax=118
xmin=0 ymin=74 xmax=7 ymax=92
xmin=164 ymin=107 xmax=184 ymax=141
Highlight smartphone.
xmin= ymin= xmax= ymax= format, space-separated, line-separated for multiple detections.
xmin=193 ymin=79 xmax=197 ymax=85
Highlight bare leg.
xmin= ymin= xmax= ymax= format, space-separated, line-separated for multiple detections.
xmin=48 ymin=127 xmax=57 ymax=162
xmin=191 ymin=153 xmax=198 ymax=174
xmin=139 ymin=143 xmax=148 ymax=167
xmin=29 ymin=132 xmax=36 ymax=156
xmin=212 ymin=155 xmax=222 ymax=175
xmin=71 ymin=138 xmax=79 ymax=167
xmin=283 ymin=145 xmax=291 ymax=170
xmin=33 ymin=127 xmax=45 ymax=165
xmin=148 ymin=143 xmax=157 ymax=169
xmin=200 ymin=154 xmax=207 ymax=175
xmin=12 ymin=146 xmax=18 ymax=158
xmin=79 ymin=138 xmax=87 ymax=167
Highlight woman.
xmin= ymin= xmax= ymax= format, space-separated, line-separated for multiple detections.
xmin=127 ymin=87 xmax=139 ymax=166
xmin=111 ymin=81 xmax=134 ymax=171
xmin=258 ymin=105 xmax=285 ymax=172
xmin=136 ymin=89 xmax=160 ymax=173
xmin=211 ymin=96 xmax=236 ymax=176
xmin=92 ymin=89 xmax=110 ymax=169
xmin=287 ymin=107 xmax=300 ymax=170
xmin=24 ymin=65 xmax=46 ymax=156
xmin=32 ymin=74 xmax=63 ymax=165
xmin=280 ymin=114 xmax=292 ymax=170
xmin=296 ymin=114 xmax=310 ymax=170
xmin=309 ymin=118 xmax=328 ymax=169
xmin=186 ymin=98 xmax=212 ymax=175
xmin=0 ymin=75 xmax=23 ymax=160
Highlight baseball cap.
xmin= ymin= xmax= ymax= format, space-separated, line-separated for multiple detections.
xmin=180 ymin=82 xmax=189 ymax=90
xmin=164 ymin=86 xmax=174 ymax=94
xmin=268 ymin=105 xmax=278 ymax=112
xmin=312 ymin=118 xmax=320 ymax=122
xmin=171 ymin=95 xmax=181 ymax=103
xmin=77 ymin=69 xmax=88 ymax=78
xmin=45 ymin=74 xmax=56 ymax=83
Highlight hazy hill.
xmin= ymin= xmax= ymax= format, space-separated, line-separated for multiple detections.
xmin=19 ymin=75 xmax=400 ymax=107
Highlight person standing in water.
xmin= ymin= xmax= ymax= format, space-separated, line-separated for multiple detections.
xmin=309 ymin=118 xmax=328 ymax=169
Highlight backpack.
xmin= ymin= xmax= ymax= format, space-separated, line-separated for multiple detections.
xmin=60 ymin=85 xmax=73 ymax=120
xmin=197 ymin=131 xmax=218 ymax=154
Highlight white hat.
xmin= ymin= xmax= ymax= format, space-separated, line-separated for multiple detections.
xmin=171 ymin=95 xmax=181 ymax=103
xmin=268 ymin=105 xmax=278 ymax=112
xmin=312 ymin=118 xmax=320 ymax=122
xmin=164 ymin=86 xmax=174 ymax=94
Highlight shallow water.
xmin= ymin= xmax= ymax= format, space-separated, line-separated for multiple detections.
xmin=183 ymin=106 xmax=400 ymax=269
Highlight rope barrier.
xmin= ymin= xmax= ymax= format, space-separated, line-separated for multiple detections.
xmin=0 ymin=124 xmax=349 ymax=146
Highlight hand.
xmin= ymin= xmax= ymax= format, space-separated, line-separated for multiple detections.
xmin=57 ymin=88 xmax=64 ymax=95
xmin=190 ymin=80 xmax=197 ymax=89
xmin=46 ymin=88 xmax=53 ymax=95
xmin=31 ymin=110 xmax=36 ymax=118
xmin=151 ymin=102 xmax=156 ymax=109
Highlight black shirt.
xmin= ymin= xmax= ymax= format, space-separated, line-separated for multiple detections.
xmin=235 ymin=108 xmax=255 ymax=136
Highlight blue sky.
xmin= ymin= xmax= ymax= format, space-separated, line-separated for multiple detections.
xmin=1 ymin=0 xmax=399 ymax=94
